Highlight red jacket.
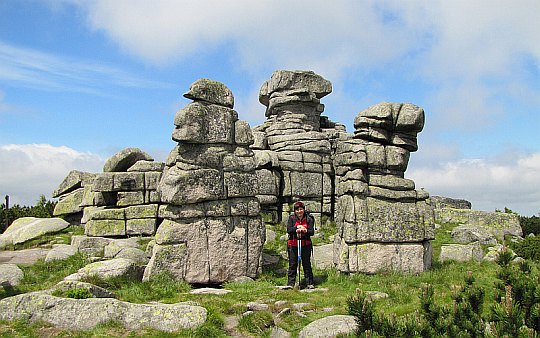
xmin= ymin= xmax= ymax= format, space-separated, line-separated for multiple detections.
xmin=286 ymin=213 xmax=314 ymax=247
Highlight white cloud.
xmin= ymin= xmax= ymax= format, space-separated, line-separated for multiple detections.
xmin=408 ymin=152 xmax=540 ymax=216
xmin=72 ymin=0 xmax=540 ymax=133
xmin=0 ymin=144 xmax=103 ymax=206
xmin=76 ymin=0 xmax=418 ymax=79
xmin=402 ymin=1 xmax=540 ymax=131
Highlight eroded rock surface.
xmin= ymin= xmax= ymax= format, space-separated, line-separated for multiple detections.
xmin=145 ymin=79 xmax=265 ymax=284
xmin=332 ymin=102 xmax=434 ymax=274
xmin=0 ymin=293 xmax=206 ymax=332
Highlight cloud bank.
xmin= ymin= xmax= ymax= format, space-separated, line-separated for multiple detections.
xmin=409 ymin=152 xmax=540 ymax=216
xmin=0 ymin=144 xmax=103 ymax=206
xmin=74 ymin=0 xmax=540 ymax=131
xmin=1 ymin=143 xmax=538 ymax=216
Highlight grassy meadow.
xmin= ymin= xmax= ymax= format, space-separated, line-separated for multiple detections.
xmin=0 ymin=220 xmax=534 ymax=337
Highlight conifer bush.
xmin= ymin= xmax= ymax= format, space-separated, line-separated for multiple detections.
xmin=348 ymin=251 xmax=540 ymax=337
xmin=511 ymin=235 xmax=540 ymax=261
xmin=520 ymin=215 xmax=540 ymax=236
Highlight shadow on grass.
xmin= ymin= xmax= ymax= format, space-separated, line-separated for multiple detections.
xmin=0 ymin=283 xmax=21 ymax=300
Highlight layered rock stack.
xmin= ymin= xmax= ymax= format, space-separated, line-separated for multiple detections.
xmin=53 ymin=148 xmax=164 ymax=237
xmin=332 ymin=102 xmax=435 ymax=273
xmin=53 ymin=70 xmax=436 ymax=278
xmin=252 ymin=70 xmax=343 ymax=225
xmin=143 ymin=79 xmax=265 ymax=284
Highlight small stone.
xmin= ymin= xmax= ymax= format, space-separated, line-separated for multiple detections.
xmin=190 ymin=288 xmax=233 ymax=295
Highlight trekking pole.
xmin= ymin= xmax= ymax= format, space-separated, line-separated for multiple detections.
xmin=297 ymin=237 xmax=302 ymax=288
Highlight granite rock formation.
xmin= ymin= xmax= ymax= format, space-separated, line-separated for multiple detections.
xmin=332 ymin=102 xmax=434 ymax=274
xmin=252 ymin=70 xmax=344 ymax=226
xmin=53 ymin=149 xmax=164 ymax=238
xmin=53 ymin=70 xmax=435 ymax=279
xmin=145 ymin=78 xmax=265 ymax=284
xmin=252 ymin=70 xmax=434 ymax=274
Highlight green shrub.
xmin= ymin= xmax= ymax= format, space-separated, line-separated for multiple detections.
xmin=491 ymin=255 xmax=540 ymax=333
xmin=348 ymin=257 xmax=540 ymax=337
xmin=511 ymin=235 xmax=540 ymax=261
xmin=520 ymin=215 xmax=540 ymax=236
xmin=65 ymin=288 xmax=93 ymax=299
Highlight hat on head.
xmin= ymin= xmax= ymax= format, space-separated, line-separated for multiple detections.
xmin=293 ymin=201 xmax=305 ymax=210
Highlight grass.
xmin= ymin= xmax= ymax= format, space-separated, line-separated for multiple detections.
xmin=0 ymin=221 xmax=517 ymax=337
xmin=430 ymin=222 xmax=460 ymax=259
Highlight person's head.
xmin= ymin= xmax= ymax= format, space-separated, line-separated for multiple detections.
xmin=294 ymin=201 xmax=305 ymax=217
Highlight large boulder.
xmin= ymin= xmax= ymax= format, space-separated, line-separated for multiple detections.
xmin=298 ymin=315 xmax=357 ymax=338
xmin=0 ymin=264 xmax=24 ymax=288
xmin=312 ymin=244 xmax=334 ymax=270
xmin=334 ymin=241 xmax=432 ymax=274
xmin=0 ymin=293 xmax=207 ymax=332
xmin=439 ymin=243 xmax=484 ymax=262
xmin=184 ymin=78 xmax=234 ymax=108
xmin=45 ymin=244 xmax=77 ymax=262
xmin=434 ymin=208 xmax=522 ymax=238
xmin=0 ymin=217 xmax=70 ymax=248
xmin=451 ymin=225 xmax=499 ymax=245
xmin=52 ymin=170 xmax=96 ymax=198
xmin=259 ymin=70 xmax=332 ymax=106
xmin=53 ymin=188 xmax=85 ymax=216
xmin=71 ymin=235 xmax=112 ymax=256
xmin=65 ymin=258 xmax=144 ymax=282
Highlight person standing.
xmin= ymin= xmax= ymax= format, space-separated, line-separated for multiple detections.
xmin=286 ymin=201 xmax=315 ymax=288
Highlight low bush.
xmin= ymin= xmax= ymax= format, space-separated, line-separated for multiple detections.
xmin=520 ymin=215 xmax=540 ymax=236
xmin=65 ymin=288 xmax=93 ymax=299
xmin=348 ymin=251 xmax=540 ymax=337
xmin=511 ymin=235 xmax=540 ymax=261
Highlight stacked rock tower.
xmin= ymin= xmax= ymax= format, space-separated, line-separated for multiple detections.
xmin=144 ymin=79 xmax=266 ymax=283
xmin=251 ymin=70 xmax=343 ymax=225
xmin=332 ymin=103 xmax=434 ymax=273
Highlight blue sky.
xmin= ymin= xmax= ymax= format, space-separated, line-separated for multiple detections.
xmin=1 ymin=0 xmax=539 ymax=216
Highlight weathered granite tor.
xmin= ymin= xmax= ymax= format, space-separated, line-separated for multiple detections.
xmin=252 ymin=70 xmax=434 ymax=273
xmin=252 ymin=70 xmax=344 ymax=225
xmin=145 ymin=79 xmax=265 ymax=284
xmin=332 ymin=102 xmax=434 ymax=274
xmin=53 ymin=147 xmax=163 ymax=237
xmin=53 ymin=70 xmax=435 ymax=278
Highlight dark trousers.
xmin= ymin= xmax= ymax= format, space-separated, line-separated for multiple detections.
xmin=287 ymin=244 xmax=314 ymax=286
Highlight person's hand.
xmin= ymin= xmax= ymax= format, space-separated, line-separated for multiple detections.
xmin=296 ymin=225 xmax=307 ymax=234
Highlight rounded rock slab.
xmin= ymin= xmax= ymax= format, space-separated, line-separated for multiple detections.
xmin=298 ymin=315 xmax=357 ymax=338
xmin=103 ymin=148 xmax=153 ymax=172
xmin=183 ymin=78 xmax=234 ymax=108
xmin=0 ymin=217 xmax=70 ymax=247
